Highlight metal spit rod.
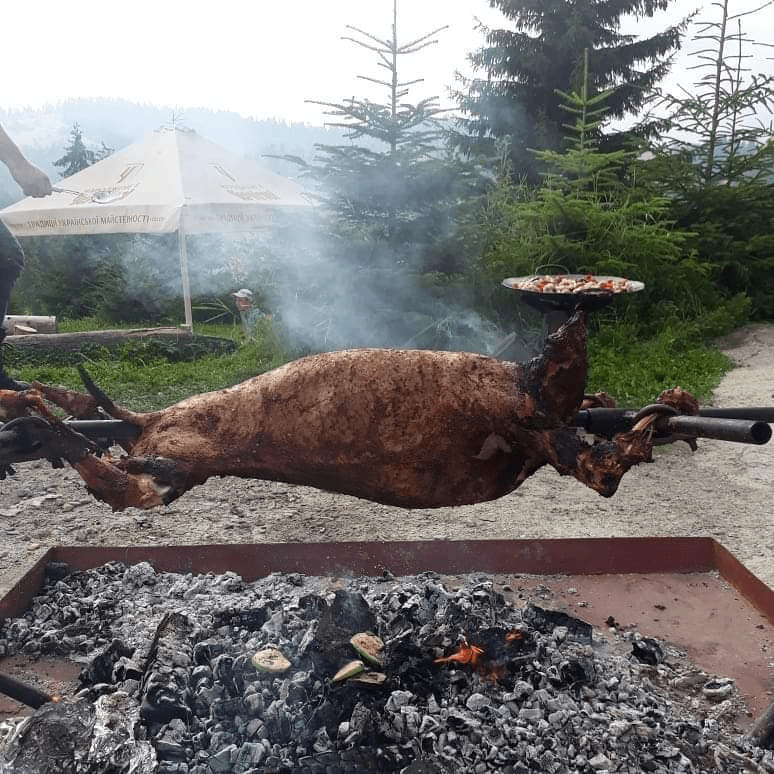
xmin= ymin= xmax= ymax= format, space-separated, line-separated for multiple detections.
xmin=67 ymin=412 xmax=773 ymax=446
xmin=575 ymin=408 xmax=774 ymax=445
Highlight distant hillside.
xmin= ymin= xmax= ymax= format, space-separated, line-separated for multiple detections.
xmin=0 ymin=98 xmax=348 ymax=206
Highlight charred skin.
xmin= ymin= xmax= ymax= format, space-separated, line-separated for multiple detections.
xmin=8 ymin=311 xmax=661 ymax=511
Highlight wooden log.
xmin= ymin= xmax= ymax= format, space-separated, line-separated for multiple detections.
xmin=3 ymin=315 xmax=56 ymax=335
xmin=4 ymin=327 xmax=194 ymax=352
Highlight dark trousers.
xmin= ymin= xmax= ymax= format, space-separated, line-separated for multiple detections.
xmin=0 ymin=220 xmax=24 ymax=341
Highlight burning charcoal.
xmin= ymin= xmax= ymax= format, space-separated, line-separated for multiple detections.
xmin=385 ymin=637 xmax=439 ymax=699
xmin=212 ymin=653 xmax=238 ymax=695
xmin=260 ymin=608 xmax=286 ymax=639
xmin=552 ymin=658 xmax=593 ymax=690
xmin=212 ymin=606 xmax=268 ymax=631
xmin=207 ymin=743 xmax=237 ymax=772
xmin=234 ymin=740 xmax=267 ymax=769
xmin=400 ymin=762 xmax=448 ymax=774
xmin=113 ymin=655 xmax=144 ymax=684
xmin=749 ymin=701 xmax=774 ymax=750
xmin=207 ymin=729 xmax=236 ymax=752
xmin=155 ymin=735 xmax=187 ymax=759
xmin=293 ymin=622 xmax=318 ymax=661
xmin=209 ymin=694 xmax=245 ymax=723
xmin=465 ymin=692 xmax=491 ymax=712
xmin=263 ymin=697 xmax=293 ymax=739
xmin=140 ymin=612 xmax=194 ymax=726
xmin=44 ymin=561 xmax=72 ymax=583
xmin=522 ymin=603 xmax=593 ymax=644
xmin=79 ymin=637 xmax=134 ymax=687
xmin=4 ymin=564 xmax=771 ymax=774
xmin=297 ymin=593 xmax=328 ymax=620
xmin=192 ymin=641 xmax=211 ymax=666
xmin=330 ymin=590 xmax=375 ymax=632
xmin=189 ymin=664 xmax=213 ymax=691
xmin=243 ymin=690 xmax=265 ymax=716
xmin=123 ymin=561 xmax=158 ymax=587
xmin=279 ymin=670 xmax=312 ymax=704
xmin=631 ymin=636 xmax=664 ymax=665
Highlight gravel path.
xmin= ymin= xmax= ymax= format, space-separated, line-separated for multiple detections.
xmin=1 ymin=323 xmax=773 ymax=599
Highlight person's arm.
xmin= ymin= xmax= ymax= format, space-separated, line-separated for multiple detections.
xmin=0 ymin=125 xmax=52 ymax=197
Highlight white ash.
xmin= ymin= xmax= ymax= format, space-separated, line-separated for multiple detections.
xmin=0 ymin=561 xmax=772 ymax=774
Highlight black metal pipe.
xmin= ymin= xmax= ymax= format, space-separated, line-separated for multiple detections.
xmin=698 ymin=407 xmax=774 ymax=423
xmin=63 ymin=419 xmax=140 ymax=440
xmin=574 ymin=409 xmax=638 ymax=437
xmin=660 ymin=415 xmax=772 ymax=445
xmin=574 ymin=409 xmax=772 ymax=445
xmin=0 ymin=670 xmax=55 ymax=709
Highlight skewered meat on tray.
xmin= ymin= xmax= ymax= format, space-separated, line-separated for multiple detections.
xmin=508 ymin=274 xmax=635 ymax=294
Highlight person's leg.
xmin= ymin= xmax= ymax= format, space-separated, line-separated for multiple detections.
xmin=0 ymin=221 xmax=26 ymax=390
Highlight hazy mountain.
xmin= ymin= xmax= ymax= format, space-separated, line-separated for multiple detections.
xmin=0 ymin=98 xmax=348 ymax=205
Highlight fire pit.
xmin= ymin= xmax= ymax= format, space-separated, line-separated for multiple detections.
xmin=0 ymin=539 xmax=773 ymax=773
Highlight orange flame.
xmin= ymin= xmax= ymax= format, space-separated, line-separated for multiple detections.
xmin=433 ymin=639 xmax=484 ymax=668
xmin=433 ymin=629 xmax=526 ymax=683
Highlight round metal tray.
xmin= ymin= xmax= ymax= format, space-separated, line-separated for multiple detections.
xmin=502 ymin=274 xmax=644 ymax=312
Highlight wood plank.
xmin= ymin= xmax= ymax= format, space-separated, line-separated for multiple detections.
xmin=4 ymin=327 xmax=195 ymax=351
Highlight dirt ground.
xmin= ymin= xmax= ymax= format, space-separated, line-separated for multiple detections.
xmin=1 ymin=323 xmax=773 ymax=600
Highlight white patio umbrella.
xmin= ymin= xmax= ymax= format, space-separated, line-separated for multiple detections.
xmin=0 ymin=126 xmax=312 ymax=327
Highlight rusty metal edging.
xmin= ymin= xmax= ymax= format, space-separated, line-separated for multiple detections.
xmin=0 ymin=536 xmax=750 ymax=621
xmin=1 ymin=536 xmax=774 ymax=725
xmin=1 ymin=538 xmax=771 ymax=626
xmin=711 ymin=540 xmax=774 ymax=624
xmin=0 ymin=550 xmax=54 ymax=622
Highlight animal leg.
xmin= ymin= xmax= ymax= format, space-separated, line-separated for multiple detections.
xmin=31 ymin=381 xmax=102 ymax=420
xmin=118 ymin=455 xmax=203 ymax=505
xmin=0 ymin=387 xmax=61 ymax=423
xmin=71 ymin=453 xmax=173 ymax=511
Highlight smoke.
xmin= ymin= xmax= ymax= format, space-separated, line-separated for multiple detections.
xmin=246 ymin=208 xmax=511 ymax=356
xmin=105 ymin=198 xmax=541 ymax=359
xmin=92 ymin=138 xmax=542 ymax=357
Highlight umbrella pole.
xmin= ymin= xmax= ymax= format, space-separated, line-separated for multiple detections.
xmin=178 ymin=226 xmax=193 ymax=330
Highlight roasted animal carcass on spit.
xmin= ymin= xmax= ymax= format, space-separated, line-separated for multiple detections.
xmin=0 ymin=311 xmax=682 ymax=511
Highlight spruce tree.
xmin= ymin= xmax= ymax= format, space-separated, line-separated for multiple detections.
xmin=272 ymin=1 xmax=494 ymax=351
xmin=467 ymin=51 xmax=715 ymax=341
xmin=299 ymin=0 xmax=458 ymax=273
xmin=640 ymin=0 xmax=774 ymax=320
xmin=53 ymin=124 xmax=112 ymax=177
xmin=456 ymin=0 xmax=688 ymax=181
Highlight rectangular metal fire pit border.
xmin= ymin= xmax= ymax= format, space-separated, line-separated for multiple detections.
xmin=2 ymin=537 xmax=773 ymax=624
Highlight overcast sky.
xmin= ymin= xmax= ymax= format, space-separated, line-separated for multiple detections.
xmin=3 ymin=0 xmax=773 ymax=126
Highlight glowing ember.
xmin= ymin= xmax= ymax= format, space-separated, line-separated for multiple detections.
xmin=433 ymin=639 xmax=485 ymax=668
xmin=433 ymin=628 xmax=529 ymax=682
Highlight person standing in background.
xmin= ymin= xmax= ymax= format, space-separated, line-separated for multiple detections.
xmin=0 ymin=124 xmax=52 ymax=389
xmin=232 ymin=288 xmax=270 ymax=337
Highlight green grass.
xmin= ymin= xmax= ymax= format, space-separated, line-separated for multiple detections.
xmin=4 ymin=317 xmax=734 ymax=411
xmin=6 ymin=319 xmax=303 ymax=411
xmin=587 ymin=323 xmax=733 ymax=407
